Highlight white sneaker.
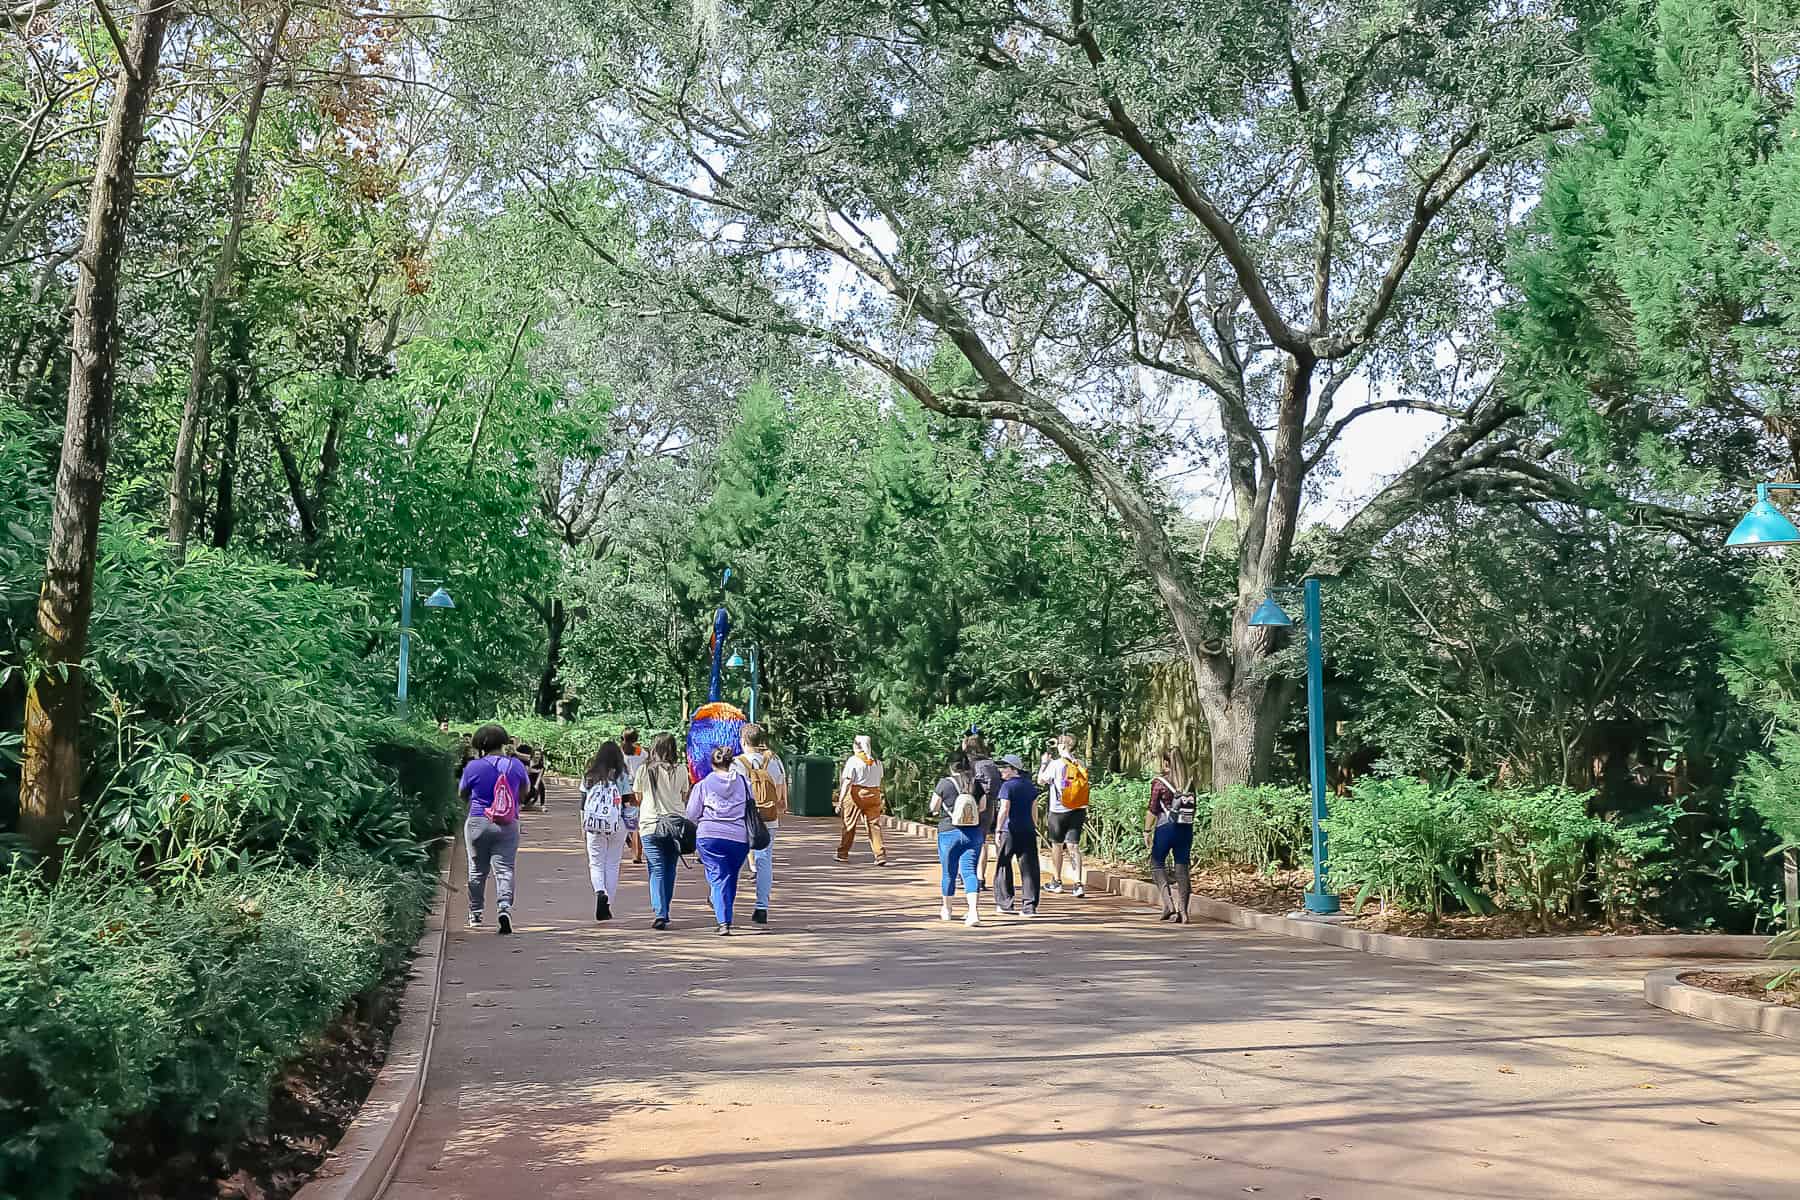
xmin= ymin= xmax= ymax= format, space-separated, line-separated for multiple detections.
xmin=1045 ymin=880 xmax=1065 ymax=894
xmin=964 ymin=909 xmax=981 ymax=927
xmin=940 ymin=902 xmax=953 ymax=922
xmin=1073 ymin=884 xmax=1086 ymax=898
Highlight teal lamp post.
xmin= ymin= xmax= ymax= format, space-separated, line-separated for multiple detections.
xmin=1724 ymin=483 xmax=1800 ymax=930
xmin=1727 ymin=483 xmax=1800 ymax=548
xmin=726 ymin=644 xmax=763 ymax=723
xmin=1250 ymin=577 xmax=1339 ymax=914
xmin=398 ymin=567 xmax=455 ymax=717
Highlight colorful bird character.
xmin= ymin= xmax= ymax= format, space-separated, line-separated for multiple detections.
xmin=687 ymin=586 xmax=745 ymax=783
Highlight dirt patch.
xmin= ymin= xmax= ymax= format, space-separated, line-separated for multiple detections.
xmin=1681 ymin=970 xmax=1800 ymax=1008
xmin=1161 ymin=866 xmax=1665 ymax=940
xmin=98 ymin=973 xmax=405 ymax=1200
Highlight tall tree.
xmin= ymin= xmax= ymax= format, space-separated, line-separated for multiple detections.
xmin=450 ymin=0 xmax=1707 ymax=782
xmin=165 ymin=1 xmax=291 ymax=558
xmin=20 ymin=0 xmax=172 ymax=854
xmin=1504 ymin=0 xmax=1800 ymax=496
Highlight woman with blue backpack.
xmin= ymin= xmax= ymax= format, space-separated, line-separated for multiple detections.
xmin=1145 ymin=746 xmax=1199 ymax=924
xmin=460 ymin=723 xmax=529 ymax=935
xmin=582 ymin=740 xmax=633 ymax=922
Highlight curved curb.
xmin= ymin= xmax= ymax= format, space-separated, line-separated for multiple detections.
xmin=293 ymin=862 xmax=452 ymax=1200
xmin=1645 ymin=966 xmax=1800 ymax=1041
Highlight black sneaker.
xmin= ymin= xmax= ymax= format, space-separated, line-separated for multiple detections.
xmin=497 ymin=910 xmax=513 ymax=936
xmin=596 ymin=892 xmax=612 ymax=922
xmin=467 ymin=912 xmax=483 ymax=929
xmin=653 ymin=917 xmax=669 ymax=930
xmin=995 ymin=906 xmax=1017 ymax=915
xmin=752 ymin=908 xmax=768 ymax=925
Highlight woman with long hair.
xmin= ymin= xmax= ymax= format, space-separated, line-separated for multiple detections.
xmin=621 ymin=728 xmax=646 ymax=863
xmin=686 ymin=744 xmax=754 ymax=934
xmin=929 ymin=749 xmax=987 ymax=927
xmin=634 ymin=733 xmax=688 ymax=929
xmin=581 ymin=740 xmax=631 ymax=921
xmin=1144 ymin=746 xmax=1198 ymax=923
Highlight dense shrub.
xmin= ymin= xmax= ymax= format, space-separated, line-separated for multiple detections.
xmin=1203 ymin=784 xmax=1312 ymax=873
xmin=0 ymin=853 xmax=433 ymax=1200
xmin=1084 ymin=775 xmax=1151 ymax=866
xmin=1481 ymin=785 xmax=1598 ymax=929
xmin=1324 ymin=776 xmax=1490 ymax=917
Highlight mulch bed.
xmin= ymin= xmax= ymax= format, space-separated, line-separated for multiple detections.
xmin=98 ymin=973 xmax=405 ymax=1200
xmin=1682 ymin=970 xmax=1800 ymax=1009
xmin=1145 ymin=865 xmax=1664 ymax=940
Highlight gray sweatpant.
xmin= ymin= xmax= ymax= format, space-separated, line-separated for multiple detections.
xmin=465 ymin=815 xmax=520 ymax=917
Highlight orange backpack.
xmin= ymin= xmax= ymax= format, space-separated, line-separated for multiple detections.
xmin=1059 ymin=759 xmax=1091 ymax=809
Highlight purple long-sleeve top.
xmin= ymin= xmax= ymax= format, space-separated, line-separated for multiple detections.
xmin=686 ymin=771 xmax=751 ymax=843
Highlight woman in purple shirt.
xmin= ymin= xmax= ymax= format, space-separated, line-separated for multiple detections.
xmin=459 ymin=723 xmax=530 ymax=935
xmin=686 ymin=745 xmax=753 ymax=934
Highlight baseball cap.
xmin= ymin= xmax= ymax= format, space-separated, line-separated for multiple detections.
xmin=999 ymin=754 xmax=1025 ymax=771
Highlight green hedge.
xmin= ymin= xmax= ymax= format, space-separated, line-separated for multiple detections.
xmin=1082 ymin=780 xmax=1311 ymax=873
xmin=0 ymin=853 xmax=433 ymax=1200
xmin=1324 ymin=776 xmax=1672 ymax=927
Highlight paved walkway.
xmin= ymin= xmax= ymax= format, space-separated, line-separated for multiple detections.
xmin=387 ymin=779 xmax=1798 ymax=1199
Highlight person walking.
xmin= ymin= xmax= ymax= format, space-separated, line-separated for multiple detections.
xmin=622 ymin=728 xmax=647 ymax=864
xmin=930 ymin=750 xmax=987 ymax=927
xmin=460 ymin=723 xmax=529 ymax=935
xmin=965 ymin=732 xmax=1003 ymax=890
xmin=581 ymin=740 xmax=632 ymax=922
xmin=1146 ymin=746 xmax=1199 ymax=923
xmin=634 ymin=733 xmax=688 ymax=929
xmin=687 ymin=745 xmax=754 ymax=934
xmin=1037 ymin=733 xmax=1091 ymax=897
xmin=835 ymin=734 xmax=888 ymax=865
xmin=734 ymin=723 xmax=788 ymax=926
xmin=991 ymin=754 xmax=1041 ymax=917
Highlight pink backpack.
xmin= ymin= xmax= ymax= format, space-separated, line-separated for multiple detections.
xmin=487 ymin=757 xmax=519 ymax=824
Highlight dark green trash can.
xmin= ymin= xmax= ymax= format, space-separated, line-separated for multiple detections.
xmin=789 ymin=754 xmax=838 ymax=817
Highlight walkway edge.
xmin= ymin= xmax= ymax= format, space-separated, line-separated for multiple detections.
xmin=293 ymin=861 xmax=453 ymax=1200
xmin=1086 ymin=868 xmax=1767 ymax=962
xmin=1644 ymin=966 xmax=1800 ymax=1040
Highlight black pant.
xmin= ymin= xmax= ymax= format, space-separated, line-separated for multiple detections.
xmin=993 ymin=828 xmax=1040 ymax=912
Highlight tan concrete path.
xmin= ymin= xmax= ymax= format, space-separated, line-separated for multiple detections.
xmin=387 ymin=778 xmax=1798 ymax=1200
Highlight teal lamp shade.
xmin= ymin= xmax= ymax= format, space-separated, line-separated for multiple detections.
xmin=1727 ymin=496 xmax=1800 ymax=548
xmin=424 ymin=587 xmax=455 ymax=609
xmin=1249 ymin=595 xmax=1293 ymax=627
xmin=726 ymin=652 xmax=747 ymax=669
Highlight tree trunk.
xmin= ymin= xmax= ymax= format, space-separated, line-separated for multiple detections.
xmin=165 ymin=3 xmax=289 ymax=558
xmin=534 ymin=596 xmax=565 ymax=717
xmin=211 ymin=361 xmax=241 ymax=549
xmin=20 ymin=3 xmax=172 ymax=856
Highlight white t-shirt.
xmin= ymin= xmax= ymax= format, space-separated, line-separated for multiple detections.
xmin=623 ymin=751 xmax=647 ymax=798
xmin=734 ymin=749 xmax=787 ymax=789
xmin=1039 ymin=756 xmax=1079 ymax=813
xmin=841 ymin=754 xmax=884 ymax=789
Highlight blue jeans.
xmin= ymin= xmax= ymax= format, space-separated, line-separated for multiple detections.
xmin=1151 ymin=822 xmax=1194 ymax=868
xmin=642 ymin=832 xmax=680 ymax=919
xmin=749 ymin=821 xmax=777 ymax=911
xmin=698 ymin=836 xmax=750 ymax=926
xmin=938 ymin=827 xmax=982 ymax=896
